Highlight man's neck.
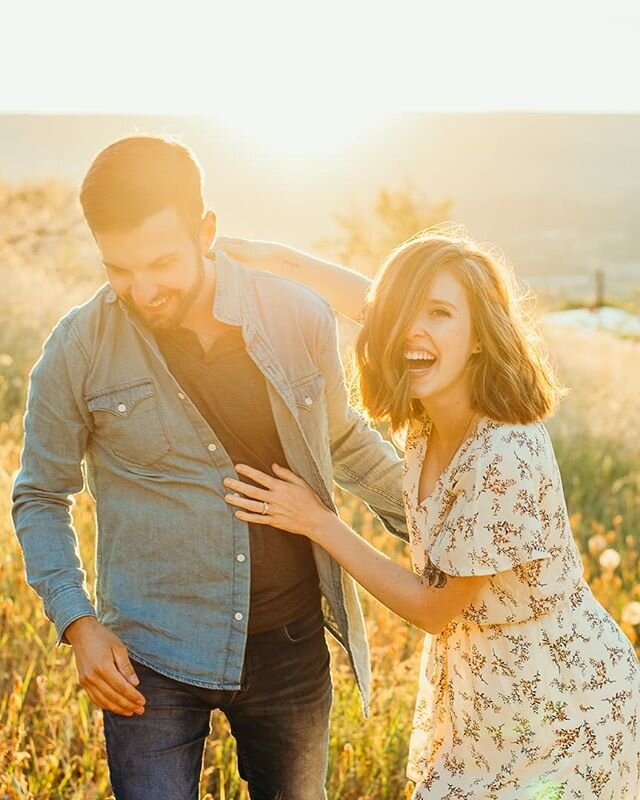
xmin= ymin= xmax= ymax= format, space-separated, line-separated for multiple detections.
xmin=178 ymin=255 xmax=211 ymax=323
xmin=178 ymin=255 xmax=230 ymax=349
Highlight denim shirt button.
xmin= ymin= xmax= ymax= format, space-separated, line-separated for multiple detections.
xmin=234 ymin=612 xmax=244 ymax=621
xmin=236 ymin=553 xmax=246 ymax=562
xmin=304 ymin=396 xmax=313 ymax=406
xmin=207 ymin=443 xmax=217 ymax=452
xmin=177 ymin=392 xmax=186 ymax=400
xmin=117 ymin=403 xmax=127 ymax=413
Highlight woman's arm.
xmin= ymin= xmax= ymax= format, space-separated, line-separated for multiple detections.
xmin=223 ymin=464 xmax=488 ymax=634
xmin=300 ymin=509 xmax=486 ymax=635
xmin=216 ymin=237 xmax=371 ymax=323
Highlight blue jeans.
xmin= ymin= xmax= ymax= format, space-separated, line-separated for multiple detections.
xmin=103 ymin=609 xmax=332 ymax=800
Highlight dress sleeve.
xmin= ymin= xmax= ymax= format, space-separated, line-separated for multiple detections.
xmin=428 ymin=427 xmax=552 ymax=577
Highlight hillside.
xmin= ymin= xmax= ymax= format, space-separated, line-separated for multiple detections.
xmin=1 ymin=113 xmax=639 ymax=292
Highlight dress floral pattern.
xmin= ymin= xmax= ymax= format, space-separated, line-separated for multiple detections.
xmin=403 ymin=416 xmax=640 ymax=800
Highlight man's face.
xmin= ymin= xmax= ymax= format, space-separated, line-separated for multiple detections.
xmin=95 ymin=207 xmax=207 ymax=329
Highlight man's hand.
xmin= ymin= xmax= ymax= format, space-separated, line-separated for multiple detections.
xmin=65 ymin=616 xmax=146 ymax=716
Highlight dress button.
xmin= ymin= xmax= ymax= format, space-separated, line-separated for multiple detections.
xmin=117 ymin=403 xmax=127 ymax=413
xmin=304 ymin=396 xmax=313 ymax=406
xmin=207 ymin=443 xmax=217 ymax=452
xmin=236 ymin=553 xmax=246 ymax=563
xmin=177 ymin=392 xmax=186 ymax=400
xmin=234 ymin=612 xmax=244 ymax=621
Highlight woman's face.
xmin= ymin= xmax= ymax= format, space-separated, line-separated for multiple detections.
xmin=403 ymin=265 xmax=479 ymax=406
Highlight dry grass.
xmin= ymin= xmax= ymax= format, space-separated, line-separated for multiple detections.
xmin=1 ymin=180 xmax=639 ymax=799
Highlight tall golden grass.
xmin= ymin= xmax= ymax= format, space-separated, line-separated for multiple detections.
xmin=1 ymin=180 xmax=639 ymax=798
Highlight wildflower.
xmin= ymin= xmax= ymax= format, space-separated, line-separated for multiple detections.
xmin=588 ymin=534 xmax=607 ymax=557
xmin=622 ymin=603 xmax=640 ymax=626
xmin=599 ymin=548 xmax=621 ymax=572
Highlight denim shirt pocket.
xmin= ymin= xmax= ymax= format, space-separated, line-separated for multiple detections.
xmin=86 ymin=379 xmax=171 ymax=467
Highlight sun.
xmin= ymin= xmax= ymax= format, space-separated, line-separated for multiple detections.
xmin=216 ymin=109 xmax=387 ymax=159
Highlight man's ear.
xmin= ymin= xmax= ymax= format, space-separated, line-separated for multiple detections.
xmin=199 ymin=210 xmax=217 ymax=253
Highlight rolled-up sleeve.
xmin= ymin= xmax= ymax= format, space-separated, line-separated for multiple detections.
xmin=11 ymin=319 xmax=97 ymax=644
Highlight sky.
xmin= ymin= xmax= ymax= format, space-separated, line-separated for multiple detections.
xmin=3 ymin=0 xmax=640 ymax=154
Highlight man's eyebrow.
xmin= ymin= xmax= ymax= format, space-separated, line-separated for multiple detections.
xmin=103 ymin=252 xmax=179 ymax=271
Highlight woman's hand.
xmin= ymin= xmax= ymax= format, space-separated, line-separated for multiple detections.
xmin=216 ymin=236 xmax=291 ymax=274
xmin=223 ymin=463 xmax=332 ymax=540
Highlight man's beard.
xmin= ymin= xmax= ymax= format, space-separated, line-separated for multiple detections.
xmin=126 ymin=251 xmax=206 ymax=331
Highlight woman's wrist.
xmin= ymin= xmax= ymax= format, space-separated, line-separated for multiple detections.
xmin=306 ymin=507 xmax=339 ymax=543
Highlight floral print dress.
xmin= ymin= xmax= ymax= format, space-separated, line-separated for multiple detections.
xmin=404 ymin=416 xmax=640 ymax=800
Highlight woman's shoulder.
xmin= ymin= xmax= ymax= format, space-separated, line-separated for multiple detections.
xmin=464 ymin=417 xmax=554 ymax=475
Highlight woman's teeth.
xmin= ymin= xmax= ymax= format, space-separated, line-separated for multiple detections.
xmin=405 ymin=351 xmax=436 ymax=370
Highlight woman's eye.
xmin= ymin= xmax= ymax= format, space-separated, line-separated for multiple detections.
xmin=430 ymin=308 xmax=451 ymax=318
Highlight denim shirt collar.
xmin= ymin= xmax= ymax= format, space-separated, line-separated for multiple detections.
xmin=104 ymin=249 xmax=253 ymax=336
xmin=105 ymin=250 xmax=297 ymax=415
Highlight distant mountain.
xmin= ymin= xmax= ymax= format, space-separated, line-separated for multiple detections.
xmin=1 ymin=113 xmax=639 ymax=290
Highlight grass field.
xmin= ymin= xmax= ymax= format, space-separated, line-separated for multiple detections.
xmin=1 ymin=181 xmax=639 ymax=799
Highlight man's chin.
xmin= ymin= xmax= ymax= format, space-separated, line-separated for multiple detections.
xmin=146 ymin=314 xmax=177 ymax=331
xmin=126 ymin=299 xmax=181 ymax=330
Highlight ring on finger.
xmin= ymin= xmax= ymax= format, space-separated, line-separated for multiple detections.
xmin=261 ymin=500 xmax=270 ymax=515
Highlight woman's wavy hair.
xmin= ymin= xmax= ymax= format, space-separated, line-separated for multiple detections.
xmin=355 ymin=226 xmax=565 ymax=432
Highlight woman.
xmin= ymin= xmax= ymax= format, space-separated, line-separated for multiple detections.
xmin=219 ymin=232 xmax=640 ymax=799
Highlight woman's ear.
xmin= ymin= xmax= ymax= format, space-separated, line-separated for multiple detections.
xmin=471 ymin=341 xmax=482 ymax=354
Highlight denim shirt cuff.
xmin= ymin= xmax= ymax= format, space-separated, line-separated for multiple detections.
xmin=375 ymin=512 xmax=409 ymax=543
xmin=47 ymin=586 xmax=97 ymax=646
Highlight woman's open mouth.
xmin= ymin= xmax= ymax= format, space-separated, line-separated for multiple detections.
xmin=405 ymin=350 xmax=437 ymax=373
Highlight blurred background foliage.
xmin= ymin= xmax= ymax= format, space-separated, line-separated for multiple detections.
xmin=0 ymin=179 xmax=638 ymax=798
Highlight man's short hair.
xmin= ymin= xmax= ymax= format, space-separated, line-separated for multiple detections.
xmin=79 ymin=135 xmax=205 ymax=236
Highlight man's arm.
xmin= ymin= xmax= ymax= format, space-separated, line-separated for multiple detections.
xmin=12 ymin=320 xmax=98 ymax=640
xmin=315 ymin=306 xmax=409 ymax=541
xmin=12 ymin=319 xmax=145 ymax=716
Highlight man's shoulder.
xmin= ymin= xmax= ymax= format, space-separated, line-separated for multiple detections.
xmin=216 ymin=250 xmax=334 ymax=332
xmin=53 ymin=284 xmax=116 ymax=333
xmin=44 ymin=285 xmax=118 ymax=361
xmin=252 ymin=270 xmax=334 ymax=327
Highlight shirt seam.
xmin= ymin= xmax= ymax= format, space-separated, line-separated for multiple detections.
xmin=63 ymin=317 xmax=91 ymax=368
xmin=338 ymin=463 xmax=405 ymax=507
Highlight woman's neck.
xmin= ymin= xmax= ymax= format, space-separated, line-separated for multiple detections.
xmin=421 ymin=393 xmax=478 ymax=450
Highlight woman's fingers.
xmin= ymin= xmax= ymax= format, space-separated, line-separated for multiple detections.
xmin=234 ymin=464 xmax=277 ymax=489
xmin=225 ymin=493 xmax=269 ymax=515
xmin=223 ymin=476 xmax=268 ymax=500
xmin=216 ymin=236 xmax=251 ymax=257
xmin=234 ymin=510 xmax=274 ymax=525
xmin=272 ymin=463 xmax=307 ymax=486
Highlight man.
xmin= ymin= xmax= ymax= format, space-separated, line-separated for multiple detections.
xmin=12 ymin=135 xmax=407 ymax=800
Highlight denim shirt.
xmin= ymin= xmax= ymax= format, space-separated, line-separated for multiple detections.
xmin=12 ymin=251 xmax=407 ymax=713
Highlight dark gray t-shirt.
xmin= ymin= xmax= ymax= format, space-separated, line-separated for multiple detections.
xmin=155 ymin=324 xmax=321 ymax=634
